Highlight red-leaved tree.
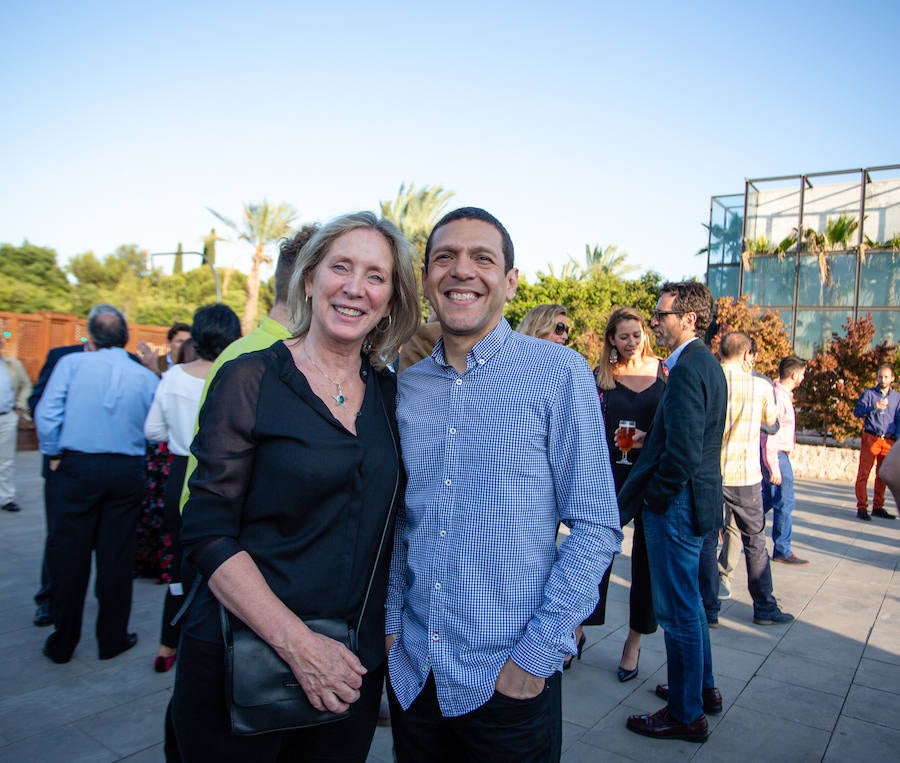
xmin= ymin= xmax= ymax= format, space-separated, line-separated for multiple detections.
xmin=795 ymin=314 xmax=898 ymax=441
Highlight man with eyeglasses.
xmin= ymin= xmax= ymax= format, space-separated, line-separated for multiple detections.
xmin=618 ymin=281 xmax=727 ymax=742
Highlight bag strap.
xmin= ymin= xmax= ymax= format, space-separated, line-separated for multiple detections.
xmin=354 ymin=367 xmax=401 ymax=633
xmin=182 ymin=367 xmax=401 ymax=637
xmin=169 ymin=574 xmax=202 ymax=628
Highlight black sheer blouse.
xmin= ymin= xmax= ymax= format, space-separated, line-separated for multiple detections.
xmin=180 ymin=341 xmax=400 ymax=668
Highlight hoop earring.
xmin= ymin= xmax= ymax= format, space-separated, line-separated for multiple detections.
xmin=609 ymin=348 xmax=619 ymax=364
xmin=377 ymin=314 xmax=393 ymax=332
xmin=305 ymin=294 xmax=311 ymax=304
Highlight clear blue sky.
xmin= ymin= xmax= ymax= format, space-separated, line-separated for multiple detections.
xmin=2 ymin=0 xmax=897 ymax=283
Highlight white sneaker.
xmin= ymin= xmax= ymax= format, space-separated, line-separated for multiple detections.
xmin=718 ymin=578 xmax=731 ymax=599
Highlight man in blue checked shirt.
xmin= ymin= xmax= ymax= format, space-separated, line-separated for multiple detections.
xmin=385 ymin=208 xmax=622 ymax=762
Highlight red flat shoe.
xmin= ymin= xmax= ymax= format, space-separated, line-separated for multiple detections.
xmin=154 ymin=653 xmax=177 ymax=673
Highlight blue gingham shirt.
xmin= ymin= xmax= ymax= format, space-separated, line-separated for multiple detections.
xmin=386 ymin=319 xmax=622 ymax=716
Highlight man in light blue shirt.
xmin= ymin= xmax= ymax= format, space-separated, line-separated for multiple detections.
xmin=35 ymin=304 xmax=158 ymax=664
xmin=386 ymin=208 xmax=621 ymax=762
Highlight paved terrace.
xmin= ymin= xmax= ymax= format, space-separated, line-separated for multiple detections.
xmin=0 ymin=449 xmax=897 ymax=762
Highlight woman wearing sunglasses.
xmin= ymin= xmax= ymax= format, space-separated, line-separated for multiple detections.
xmin=516 ymin=304 xmax=569 ymax=345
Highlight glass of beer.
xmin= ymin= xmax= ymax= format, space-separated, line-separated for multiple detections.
xmin=616 ymin=420 xmax=636 ymax=465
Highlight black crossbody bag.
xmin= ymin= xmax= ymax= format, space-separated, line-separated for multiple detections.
xmin=220 ymin=369 xmax=400 ymax=736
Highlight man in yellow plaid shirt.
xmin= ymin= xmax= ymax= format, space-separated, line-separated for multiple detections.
xmin=715 ymin=332 xmax=794 ymax=626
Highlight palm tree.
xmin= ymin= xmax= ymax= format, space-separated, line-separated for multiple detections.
xmin=208 ymin=200 xmax=298 ymax=333
xmin=696 ymin=214 xmax=743 ymax=262
xmin=824 ymin=214 xmax=859 ymax=251
xmin=542 ymin=258 xmax=583 ymax=281
xmin=582 ymin=244 xmax=637 ymax=279
xmin=379 ymin=183 xmax=454 ymax=268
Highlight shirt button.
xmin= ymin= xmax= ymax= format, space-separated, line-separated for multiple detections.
xmin=439 ymin=529 xmax=446 ymax=537
xmin=449 ymin=427 xmax=456 ymax=435
xmin=432 ymin=633 xmax=440 ymax=642
xmin=444 ymin=479 xmax=451 ymax=486
xmin=434 ymin=582 xmax=441 ymax=590
xmin=478 ymin=358 xmax=485 ymax=365
xmin=455 ymin=378 xmax=462 ymax=386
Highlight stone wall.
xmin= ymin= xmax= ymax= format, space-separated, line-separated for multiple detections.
xmin=792 ymin=443 xmax=861 ymax=482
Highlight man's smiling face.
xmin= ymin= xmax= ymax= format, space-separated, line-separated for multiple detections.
xmin=423 ymin=218 xmax=517 ymax=345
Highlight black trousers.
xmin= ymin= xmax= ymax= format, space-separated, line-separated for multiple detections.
xmin=583 ymin=511 xmax=657 ymax=634
xmin=45 ymin=452 xmax=144 ymax=660
xmin=159 ymin=455 xmax=194 ymax=648
xmin=388 ymin=671 xmax=562 ymax=763
xmin=172 ymin=635 xmax=382 ymax=762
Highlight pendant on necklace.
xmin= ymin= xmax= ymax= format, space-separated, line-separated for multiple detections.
xmin=332 ymin=385 xmax=346 ymax=407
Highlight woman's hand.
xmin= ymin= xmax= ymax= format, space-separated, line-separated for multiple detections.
xmin=208 ymin=551 xmax=366 ymax=713
xmin=278 ymin=625 xmax=367 ymax=713
xmin=613 ymin=426 xmax=648 ymax=449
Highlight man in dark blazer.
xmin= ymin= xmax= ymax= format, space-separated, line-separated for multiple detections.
xmin=29 ymin=343 xmax=88 ymax=626
xmin=619 ymin=281 xmax=727 ymax=743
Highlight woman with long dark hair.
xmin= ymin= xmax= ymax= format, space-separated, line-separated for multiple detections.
xmin=144 ymin=303 xmax=242 ymax=673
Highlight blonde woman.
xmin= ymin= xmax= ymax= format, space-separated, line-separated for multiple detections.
xmin=516 ymin=304 xmax=569 ymax=345
xmin=580 ymin=307 xmax=665 ymax=680
xmin=173 ymin=212 xmax=420 ymax=762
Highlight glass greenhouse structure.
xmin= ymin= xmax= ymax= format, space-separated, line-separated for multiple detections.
xmin=705 ymin=164 xmax=900 ymax=359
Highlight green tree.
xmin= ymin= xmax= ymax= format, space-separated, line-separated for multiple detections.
xmin=581 ymin=244 xmax=638 ymax=279
xmin=208 ymin=201 xmax=298 ymax=333
xmin=173 ymin=242 xmax=183 ymax=275
xmin=202 ymin=228 xmax=221 ymax=267
xmin=379 ymin=182 xmax=454 ymax=268
xmin=795 ymin=314 xmax=898 ymax=442
xmin=506 ymin=270 xmax=662 ymax=363
xmin=0 ymin=241 xmax=72 ymax=312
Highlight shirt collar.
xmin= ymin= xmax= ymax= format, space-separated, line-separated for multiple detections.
xmin=663 ymin=336 xmax=698 ymax=371
xmin=258 ymin=315 xmax=292 ymax=339
xmin=432 ymin=318 xmax=511 ymax=372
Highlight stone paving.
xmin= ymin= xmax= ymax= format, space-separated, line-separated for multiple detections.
xmin=0 ymin=449 xmax=897 ymax=762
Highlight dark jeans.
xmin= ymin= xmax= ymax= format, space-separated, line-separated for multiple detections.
xmin=643 ymin=489 xmax=714 ymax=724
xmin=172 ymin=635 xmax=382 ymax=762
xmin=699 ymin=529 xmax=720 ymax=621
xmin=388 ymin=671 xmax=562 ymax=763
xmin=45 ymin=452 xmax=144 ymax=660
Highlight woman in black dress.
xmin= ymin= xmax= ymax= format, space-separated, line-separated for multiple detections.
xmin=575 ymin=307 xmax=665 ymax=680
xmin=171 ymin=212 xmax=421 ymax=762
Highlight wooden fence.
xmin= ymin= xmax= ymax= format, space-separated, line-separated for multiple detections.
xmin=0 ymin=311 xmax=171 ymax=383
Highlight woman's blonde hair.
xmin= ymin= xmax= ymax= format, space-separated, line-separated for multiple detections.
xmin=517 ymin=304 xmax=567 ymax=339
xmin=286 ymin=211 xmax=420 ymax=369
xmin=595 ymin=306 xmax=657 ymax=390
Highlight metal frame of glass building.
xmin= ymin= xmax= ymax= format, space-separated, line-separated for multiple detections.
xmin=705 ymin=164 xmax=900 ymax=359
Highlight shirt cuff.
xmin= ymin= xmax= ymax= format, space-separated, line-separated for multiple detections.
xmin=385 ymin=607 xmax=402 ymax=635
xmin=509 ymin=634 xmax=563 ymax=678
xmin=190 ymin=537 xmax=243 ymax=579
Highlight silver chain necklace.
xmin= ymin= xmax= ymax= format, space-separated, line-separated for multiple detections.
xmin=302 ymin=343 xmax=347 ymax=407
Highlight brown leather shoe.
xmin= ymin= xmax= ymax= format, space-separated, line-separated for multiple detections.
xmin=655 ymin=683 xmax=723 ymax=714
xmin=627 ymin=706 xmax=709 ymax=742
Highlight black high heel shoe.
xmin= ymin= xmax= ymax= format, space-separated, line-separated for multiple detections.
xmin=616 ymin=648 xmax=640 ymax=682
xmin=563 ymin=632 xmax=586 ymax=670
